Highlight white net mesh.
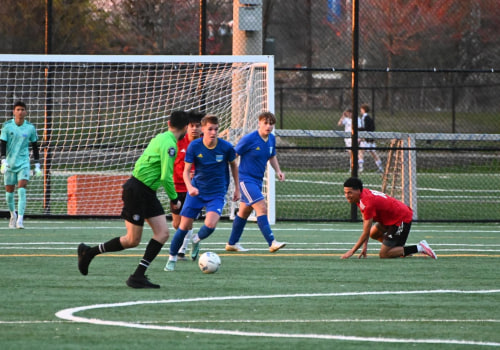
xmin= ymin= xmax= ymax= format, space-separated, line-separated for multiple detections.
xmin=0 ymin=55 xmax=273 ymax=216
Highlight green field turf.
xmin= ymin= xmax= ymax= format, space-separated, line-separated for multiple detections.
xmin=0 ymin=219 xmax=499 ymax=349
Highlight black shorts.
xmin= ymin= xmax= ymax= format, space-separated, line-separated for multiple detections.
xmin=120 ymin=177 xmax=165 ymax=226
xmin=169 ymin=191 xmax=187 ymax=215
xmin=382 ymin=221 xmax=412 ymax=247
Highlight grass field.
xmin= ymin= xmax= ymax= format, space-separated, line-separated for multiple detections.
xmin=1 ymin=219 xmax=499 ymax=349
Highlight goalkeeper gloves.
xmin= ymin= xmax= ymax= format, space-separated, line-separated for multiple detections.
xmin=1 ymin=159 xmax=8 ymax=174
xmin=33 ymin=163 xmax=42 ymax=177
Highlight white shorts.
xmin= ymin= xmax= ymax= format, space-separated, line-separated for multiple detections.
xmin=360 ymin=140 xmax=376 ymax=149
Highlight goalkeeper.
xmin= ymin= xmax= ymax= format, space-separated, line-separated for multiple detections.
xmin=77 ymin=111 xmax=189 ymax=289
xmin=0 ymin=101 xmax=41 ymax=229
xmin=342 ymin=177 xmax=437 ymax=260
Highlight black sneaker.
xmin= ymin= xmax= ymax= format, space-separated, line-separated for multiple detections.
xmin=126 ymin=274 xmax=160 ymax=289
xmin=78 ymin=243 xmax=93 ymax=276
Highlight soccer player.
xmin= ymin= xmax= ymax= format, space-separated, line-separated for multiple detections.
xmin=341 ymin=177 xmax=437 ymax=259
xmin=226 ymin=111 xmax=286 ymax=253
xmin=0 ymin=101 xmax=41 ymax=229
xmin=165 ymin=114 xmax=239 ymax=271
xmin=337 ymin=107 xmax=362 ymax=171
xmin=170 ymin=111 xmax=203 ymax=261
xmin=77 ymin=111 xmax=189 ymax=288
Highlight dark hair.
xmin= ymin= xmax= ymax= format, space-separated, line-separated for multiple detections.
xmin=258 ymin=111 xmax=276 ymax=125
xmin=343 ymin=177 xmax=363 ymax=190
xmin=201 ymin=114 xmax=218 ymax=126
xmin=13 ymin=101 xmax=27 ymax=109
xmin=360 ymin=104 xmax=370 ymax=113
xmin=187 ymin=111 xmax=204 ymax=124
xmin=169 ymin=111 xmax=189 ymax=129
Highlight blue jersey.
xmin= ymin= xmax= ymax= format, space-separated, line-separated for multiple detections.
xmin=185 ymin=138 xmax=236 ymax=198
xmin=0 ymin=119 xmax=38 ymax=172
xmin=236 ymin=130 xmax=276 ymax=183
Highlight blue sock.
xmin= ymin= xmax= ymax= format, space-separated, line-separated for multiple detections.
xmin=169 ymin=229 xmax=188 ymax=256
xmin=257 ymin=215 xmax=275 ymax=246
xmin=197 ymin=225 xmax=215 ymax=240
xmin=18 ymin=188 xmax=26 ymax=216
xmin=6 ymin=192 xmax=15 ymax=212
xmin=228 ymin=215 xmax=247 ymax=245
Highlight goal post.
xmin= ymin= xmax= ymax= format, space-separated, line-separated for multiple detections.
xmin=0 ymin=54 xmax=275 ymax=220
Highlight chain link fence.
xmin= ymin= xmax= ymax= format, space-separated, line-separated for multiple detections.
xmin=0 ymin=0 xmax=498 ymax=221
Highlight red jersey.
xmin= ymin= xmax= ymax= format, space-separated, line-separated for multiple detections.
xmin=173 ymin=136 xmax=193 ymax=192
xmin=357 ymin=188 xmax=413 ymax=226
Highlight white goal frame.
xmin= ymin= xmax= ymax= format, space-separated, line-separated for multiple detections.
xmin=0 ymin=54 xmax=275 ymax=222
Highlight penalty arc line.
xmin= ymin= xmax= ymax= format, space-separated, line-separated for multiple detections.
xmin=55 ymin=289 xmax=500 ymax=347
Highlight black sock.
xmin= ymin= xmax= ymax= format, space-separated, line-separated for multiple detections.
xmin=403 ymin=245 xmax=418 ymax=257
xmin=89 ymin=237 xmax=124 ymax=258
xmin=133 ymin=239 xmax=163 ymax=277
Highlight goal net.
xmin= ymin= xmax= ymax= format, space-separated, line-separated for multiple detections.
xmin=0 ymin=54 xmax=274 ymax=220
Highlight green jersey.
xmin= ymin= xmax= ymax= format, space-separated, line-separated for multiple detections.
xmin=132 ymin=130 xmax=178 ymax=200
xmin=0 ymin=119 xmax=38 ymax=172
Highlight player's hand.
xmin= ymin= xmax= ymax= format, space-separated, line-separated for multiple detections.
xmin=358 ymin=250 xmax=367 ymax=259
xmin=188 ymin=187 xmax=199 ymax=197
xmin=341 ymin=250 xmax=353 ymax=259
xmin=33 ymin=163 xmax=42 ymax=177
xmin=277 ymin=171 xmax=285 ymax=182
xmin=1 ymin=159 xmax=8 ymax=174
xmin=170 ymin=199 xmax=182 ymax=210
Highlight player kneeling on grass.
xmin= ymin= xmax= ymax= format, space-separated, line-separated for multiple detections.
xmin=341 ymin=177 xmax=437 ymax=260
xmin=77 ymin=111 xmax=189 ymax=288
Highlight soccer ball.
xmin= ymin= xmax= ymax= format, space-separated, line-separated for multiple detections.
xmin=198 ymin=252 xmax=221 ymax=274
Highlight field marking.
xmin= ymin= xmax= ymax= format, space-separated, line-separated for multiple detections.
xmin=55 ymin=289 xmax=500 ymax=347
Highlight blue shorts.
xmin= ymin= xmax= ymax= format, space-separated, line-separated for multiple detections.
xmin=239 ymin=180 xmax=264 ymax=206
xmin=4 ymin=167 xmax=30 ymax=186
xmin=181 ymin=193 xmax=226 ymax=219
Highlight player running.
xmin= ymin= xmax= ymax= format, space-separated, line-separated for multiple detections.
xmin=77 ymin=111 xmax=189 ymax=288
xmin=165 ymin=114 xmax=239 ymax=271
xmin=225 ymin=111 xmax=286 ymax=253
xmin=342 ymin=177 xmax=437 ymax=259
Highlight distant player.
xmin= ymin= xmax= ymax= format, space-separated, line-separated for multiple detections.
xmin=77 ymin=111 xmax=189 ymax=288
xmin=169 ymin=111 xmax=203 ymax=261
xmin=341 ymin=177 xmax=437 ymax=259
xmin=226 ymin=111 xmax=286 ymax=253
xmin=1 ymin=101 xmax=41 ymax=229
xmin=165 ymin=115 xmax=239 ymax=271
xmin=358 ymin=104 xmax=383 ymax=173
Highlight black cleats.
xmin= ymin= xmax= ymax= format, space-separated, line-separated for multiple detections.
xmin=126 ymin=274 xmax=160 ymax=289
xmin=77 ymin=243 xmax=92 ymax=276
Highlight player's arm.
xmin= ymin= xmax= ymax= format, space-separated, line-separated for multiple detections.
xmin=269 ymin=156 xmax=285 ymax=181
xmin=341 ymin=218 xmax=372 ymax=259
xmin=229 ymin=159 xmax=240 ymax=201
xmin=183 ymin=161 xmax=198 ymax=196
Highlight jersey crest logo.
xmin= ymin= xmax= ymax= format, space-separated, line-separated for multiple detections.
xmin=168 ymin=147 xmax=176 ymax=157
xmin=216 ymin=154 xmax=223 ymax=162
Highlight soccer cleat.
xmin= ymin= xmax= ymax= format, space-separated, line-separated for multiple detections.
xmin=419 ymin=240 xmax=437 ymax=260
xmin=269 ymin=240 xmax=286 ymax=253
xmin=126 ymin=274 xmax=160 ymax=289
xmin=16 ymin=217 xmax=24 ymax=229
xmin=190 ymin=241 xmax=200 ymax=261
xmin=225 ymin=243 xmax=249 ymax=252
xmin=8 ymin=213 xmax=17 ymax=228
xmin=164 ymin=260 xmax=176 ymax=272
xmin=77 ymin=243 xmax=93 ymax=275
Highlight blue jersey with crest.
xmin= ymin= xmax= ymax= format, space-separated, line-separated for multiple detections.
xmin=236 ymin=130 xmax=276 ymax=183
xmin=185 ymin=137 xmax=236 ymax=198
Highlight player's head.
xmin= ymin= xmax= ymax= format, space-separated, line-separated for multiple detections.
xmin=13 ymin=101 xmax=27 ymax=110
xmin=169 ymin=110 xmax=190 ymax=129
xmin=360 ymin=104 xmax=369 ymax=113
xmin=258 ymin=111 xmax=276 ymax=125
xmin=343 ymin=177 xmax=363 ymax=204
xmin=343 ymin=108 xmax=352 ymax=118
xmin=186 ymin=111 xmax=203 ymax=140
xmin=201 ymin=114 xmax=219 ymax=142
xmin=201 ymin=114 xmax=218 ymax=127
